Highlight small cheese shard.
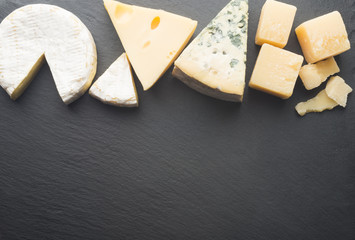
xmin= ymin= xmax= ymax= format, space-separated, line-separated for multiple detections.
xmin=173 ymin=0 xmax=249 ymax=102
xmin=89 ymin=53 xmax=138 ymax=107
xmin=249 ymin=44 xmax=303 ymax=99
xmin=295 ymin=90 xmax=338 ymax=116
xmin=325 ymin=76 xmax=352 ymax=107
xmin=104 ymin=0 xmax=197 ymax=91
xmin=299 ymin=57 xmax=340 ymax=90
xmin=0 ymin=4 xmax=97 ymax=104
xmin=295 ymin=11 xmax=351 ymax=64
xmin=255 ymin=0 xmax=297 ymax=48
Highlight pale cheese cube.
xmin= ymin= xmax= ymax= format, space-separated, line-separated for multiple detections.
xmin=299 ymin=57 xmax=340 ymax=90
xmin=295 ymin=11 xmax=351 ymax=64
xmin=255 ymin=0 xmax=297 ymax=48
xmin=249 ymin=44 xmax=303 ymax=99
xmin=295 ymin=90 xmax=338 ymax=116
xmin=325 ymin=76 xmax=352 ymax=107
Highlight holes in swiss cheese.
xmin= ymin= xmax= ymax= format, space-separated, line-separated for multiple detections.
xmin=151 ymin=16 xmax=160 ymax=30
xmin=143 ymin=41 xmax=151 ymax=48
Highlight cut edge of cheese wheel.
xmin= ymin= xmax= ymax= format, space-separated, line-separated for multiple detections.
xmin=104 ymin=0 xmax=197 ymax=91
xmin=172 ymin=66 xmax=244 ymax=102
xmin=0 ymin=4 xmax=97 ymax=105
xmin=89 ymin=53 xmax=138 ymax=107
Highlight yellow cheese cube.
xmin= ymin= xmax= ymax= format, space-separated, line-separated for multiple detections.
xmin=249 ymin=44 xmax=303 ymax=99
xmin=255 ymin=0 xmax=297 ymax=48
xmin=325 ymin=76 xmax=352 ymax=107
xmin=295 ymin=11 xmax=351 ymax=64
xmin=299 ymin=57 xmax=340 ymax=90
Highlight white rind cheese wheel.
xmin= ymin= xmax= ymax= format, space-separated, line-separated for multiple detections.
xmin=0 ymin=4 xmax=97 ymax=104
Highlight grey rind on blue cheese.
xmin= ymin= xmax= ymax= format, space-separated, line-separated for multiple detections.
xmin=173 ymin=0 xmax=248 ymax=102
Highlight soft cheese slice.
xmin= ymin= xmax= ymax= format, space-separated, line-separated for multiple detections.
xmin=0 ymin=4 xmax=97 ymax=104
xmin=104 ymin=0 xmax=197 ymax=91
xmin=299 ymin=57 xmax=340 ymax=90
xmin=173 ymin=0 xmax=248 ymax=102
xmin=255 ymin=0 xmax=297 ymax=48
xmin=249 ymin=44 xmax=303 ymax=99
xmin=325 ymin=76 xmax=352 ymax=107
xmin=295 ymin=90 xmax=338 ymax=116
xmin=89 ymin=53 xmax=138 ymax=107
xmin=295 ymin=11 xmax=351 ymax=64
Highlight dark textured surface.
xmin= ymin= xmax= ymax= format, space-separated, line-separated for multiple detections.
xmin=0 ymin=0 xmax=354 ymax=239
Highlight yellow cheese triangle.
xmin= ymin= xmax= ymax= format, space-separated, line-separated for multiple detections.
xmin=104 ymin=0 xmax=197 ymax=90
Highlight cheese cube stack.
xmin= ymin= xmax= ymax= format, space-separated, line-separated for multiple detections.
xmin=89 ymin=53 xmax=138 ymax=107
xmin=295 ymin=11 xmax=351 ymax=64
xmin=173 ymin=0 xmax=249 ymax=102
xmin=104 ymin=0 xmax=197 ymax=91
xmin=299 ymin=57 xmax=340 ymax=90
xmin=249 ymin=44 xmax=303 ymax=99
xmin=255 ymin=0 xmax=297 ymax=48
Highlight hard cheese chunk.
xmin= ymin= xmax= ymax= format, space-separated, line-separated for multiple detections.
xmin=295 ymin=90 xmax=338 ymax=116
xmin=249 ymin=44 xmax=303 ymax=99
xmin=89 ymin=53 xmax=138 ymax=107
xmin=299 ymin=57 xmax=340 ymax=90
xmin=0 ymin=4 xmax=97 ymax=104
xmin=295 ymin=11 xmax=351 ymax=64
xmin=173 ymin=0 xmax=248 ymax=102
xmin=104 ymin=0 xmax=197 ymax=91
xmin=325 ymin=76 xmax=352 ymax=107
xmin=255 ymin=0 xmax=296 ymax=48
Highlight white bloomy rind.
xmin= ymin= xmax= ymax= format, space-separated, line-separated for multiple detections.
xmin=0 ymin=4 xmax=97 ymax=104
xmin=89 ymin=53 xmax=138 ymax=107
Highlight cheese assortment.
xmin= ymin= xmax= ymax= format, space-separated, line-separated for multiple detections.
xmin=255 ymin=0 xmax=297 ymax=48
xmin=173 ymin=0 xmax=249 ymax=102
xmin=299 ymin=57 xmax=340 ymax=90
xmin=295 ymin=11 xmax=351 ymax=64
xmin=0 ymin=1 xmax=352 ymax=117
xmin=249 ymin=44 xmax=303 ymax=99
xmin=0 ymin=4 xmax=97 ymax=104
xmin=295 ymin=76 xmax=352 ymax=116
xmin=89 ymin=53 xmax=138 ymax=107
xmin=104 ymin=0 xmax=197 ymax=91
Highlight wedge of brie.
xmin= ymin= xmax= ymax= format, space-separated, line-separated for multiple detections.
xmin=0 ymin=4 xmax=97 ymax=104
xmin=89 ymin=53 xmax=138 ymax=107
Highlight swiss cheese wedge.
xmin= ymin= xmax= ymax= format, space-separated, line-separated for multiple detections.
xmin=104 ymin=0 xmax=197 ymax=90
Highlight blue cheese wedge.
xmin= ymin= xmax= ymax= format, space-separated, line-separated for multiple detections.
xmin=173 ymin=0 xmax=248 ymax=102
xmin=89 ymin=53 xmax=138 ymax=107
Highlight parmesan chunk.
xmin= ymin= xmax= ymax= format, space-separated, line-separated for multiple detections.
xmin=299 ymin=57 xmax=340 ymax=90
xmin=325 ymin=76 xmax=352 ymax=107
xmin=295 ymin=90 xmax=338 ymax=116
xmin=255 ymin=0 xmax=297 ymax=48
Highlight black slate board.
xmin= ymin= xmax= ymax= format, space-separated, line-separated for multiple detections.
xmin=0 ymin=0 xmax=354 ymax=239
